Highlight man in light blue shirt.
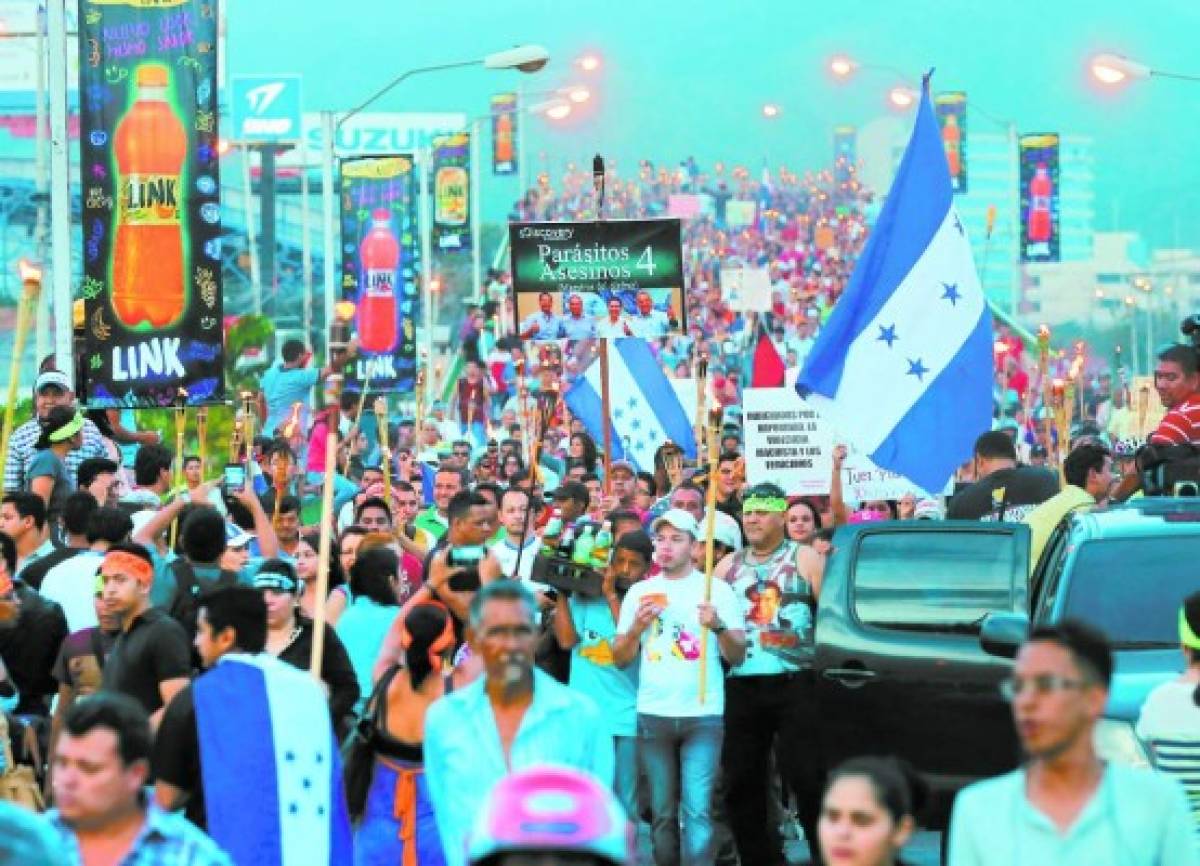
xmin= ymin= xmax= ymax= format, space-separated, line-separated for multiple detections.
xmin=518 ymin=292 xmax=564 ymax=342
xmin=949 ymin=620 xmax=1197 ymax=866
xmin=558 ymin=294 xmax=598 ymax=341
xmin=425 ymin=580 xmax=613 ymax=866
xmin=261 ymin=339 xmax=354 ymax=438
xmin=627 ymin=290 xmax=671 ymax=339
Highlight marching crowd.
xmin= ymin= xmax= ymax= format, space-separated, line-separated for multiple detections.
xmin=0 ymin=155 xmax=1199 ymax=866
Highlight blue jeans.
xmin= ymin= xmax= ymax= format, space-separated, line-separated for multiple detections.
xmin=638 ymin=713 xmax=724 ymax=866
xmin=614 ymin=734 xmax=638 ymax=820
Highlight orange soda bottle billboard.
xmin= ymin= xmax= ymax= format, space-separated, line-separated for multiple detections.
xmin=490 ymin=92 xmax=518 ymax=176
xmin=112 ymin=63 xmax=187 ymax=329
xmin=1019 ymin=133 xmax=1060 ymax=262
xmin=933 ymin=91 xmax=967 ymax=193
xmin=358 ymin=209 xmax=400 ymax=353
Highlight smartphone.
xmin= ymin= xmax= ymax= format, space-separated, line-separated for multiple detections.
xmin=447 ymin=545 xmax=486 ymax=568
xmin=222 ymin=464 xmax=246 ymax=494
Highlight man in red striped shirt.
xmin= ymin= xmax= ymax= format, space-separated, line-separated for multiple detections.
xmin=1114 ymin=344 xmax=1200 ymax=500
xmin=1149 ymin=344 xmax=1200 ymax=445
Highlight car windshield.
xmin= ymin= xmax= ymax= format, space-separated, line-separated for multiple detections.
xmin=1062 ymin=537 xmax=1195 ymax=647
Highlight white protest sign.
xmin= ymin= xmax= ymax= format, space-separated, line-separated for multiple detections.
xmin=720 ymin=266 xmax=773 ymax=313
xmin=744 ymin=387 xmax=943 ymax=500
xmin=743 ymin=387 xmax=833 ymax=495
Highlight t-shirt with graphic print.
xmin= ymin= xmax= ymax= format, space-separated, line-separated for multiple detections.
xmin=617 ymin=570 xmax=740 ymax=718
xmin=569 ymin=595 xmax=638 ymax=738
xmin=724 ymin=540 xmax=816 ymax=676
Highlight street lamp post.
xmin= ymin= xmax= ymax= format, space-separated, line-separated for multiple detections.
xmin=1090 ymin=53 xmax=1200 ymax=86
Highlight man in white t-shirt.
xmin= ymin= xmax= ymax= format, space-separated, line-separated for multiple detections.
xmin=488 ymin=487 xmax=544 ymax=594
xmin=41 ymin=507 xmax=133 ymax=634
xmin=614 ymin=508 xmax=745 ymax=866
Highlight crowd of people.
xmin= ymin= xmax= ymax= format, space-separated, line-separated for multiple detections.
xmin=1 ymin=154 xmax=1199 ymax=866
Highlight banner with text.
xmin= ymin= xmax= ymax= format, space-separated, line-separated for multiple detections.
xmin=509 ymin=219 xmax=686 ymax=341
xmin=743 ymin=387 xmax=943 ymax=500
xmin=339 ymin=155 xmax=420 ymax=393
xmin=431 ymin=131 xmax=470 ymax=252
xmin=1019 ymin=133 xmax=1060 ymax=263
xmin=833 ymin=125 xmax=856 ymax=185
xmin=79 ymin=0 xmax=224 ymax=407
xmin=490 ymin=92 xmax=517 ymax=176
xmin=934 ymin=92 xmax=967 ymax=194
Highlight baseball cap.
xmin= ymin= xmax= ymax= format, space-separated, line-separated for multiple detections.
xmin=225 ymin=523 xmax=255 ymax=549
xmin=711 ymin=510 xmax=743 ymax=552
xmin=651 ymin=508 xmax=700 ymax=539
xmin=609 ymin=460 xmax=636 ymax=477
xmin=35 ymin=370 xmax=71 ymax=393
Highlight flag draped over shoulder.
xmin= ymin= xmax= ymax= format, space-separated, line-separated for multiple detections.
xmin=563 ymin=338 xmax=697 ymax=470
xmin=796 ymin=78 xmax=992 ymax=493
xmin=194 ymin=653 xmax=354 ymax=866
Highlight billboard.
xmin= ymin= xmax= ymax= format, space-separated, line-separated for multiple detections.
xmin=509 ymin=219 xmax=685 ymax=342
xmin=490 ymin=92 xmax=518 ymax=175
xmin=339 ymin=156 xmax=420 ymax=393
xmin=230 ymin=74 xmax=303 ymax=143
xmin=934 ymin=92 xmax=967 ymax=193
xmin=431 ymin=131 xmax=470 ymax=251
xmin=1019 ymin=133 xmax=1060 ymax=263
xmin=78 ymin=0 xmax=224 ymax=407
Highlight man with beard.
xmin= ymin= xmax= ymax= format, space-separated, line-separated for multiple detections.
xmin=554 ymin=529 xmax=653 ymax=818
xmin=425 ymin=580 xmax=613 ymax=866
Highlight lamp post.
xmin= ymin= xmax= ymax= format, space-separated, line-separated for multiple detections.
xmin=1090 ymin=53 xmax=1200 ymax=86
xmin=318 ymin=45 xmax=549 ymax=404
xmin=1 ymin=261 xmax=43 ymax=484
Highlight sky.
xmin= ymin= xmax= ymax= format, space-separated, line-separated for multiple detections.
xmin=226 ymin=0 xmax=1200 ymax=251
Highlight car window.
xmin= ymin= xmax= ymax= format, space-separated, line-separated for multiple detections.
xmin=852 ymin=530 xmax=1018 ymax=632
xmin=1061 ymin=537 xmax=1194 ymax=646
xmin=1034 ymin=524 xmax=1074 ymax=622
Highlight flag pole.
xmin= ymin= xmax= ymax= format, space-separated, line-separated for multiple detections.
xmin=310 ymin=375 xmax=342 ymax=678
xmin=599 ymin=339 xmax=613 ymax=495
xmin=697 ymin=403 xmax=722 ymax=704
xmin=695 ymin=352 xmax=709 ymax=460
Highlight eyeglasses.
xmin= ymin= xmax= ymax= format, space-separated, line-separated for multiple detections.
xmin=999 ymin=674 xmax=1091 ymax=701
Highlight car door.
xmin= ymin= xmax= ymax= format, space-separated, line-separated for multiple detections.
xmin=814 ymin=521 xmax=1029 ymax=817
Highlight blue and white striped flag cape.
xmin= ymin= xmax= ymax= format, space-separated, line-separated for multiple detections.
xmin=194 ymin=653 xmax=354 ymax=866
xmin=563 ymin=338 xmax=697 ymax=471
xmin=797 ymin=78 xmax=992 ymax=494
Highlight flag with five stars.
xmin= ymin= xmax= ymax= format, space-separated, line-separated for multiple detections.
xmin=796 ymin=75 xmax=992 ymax=493
xmin=564 ymin=338 xmax=698 ymax=471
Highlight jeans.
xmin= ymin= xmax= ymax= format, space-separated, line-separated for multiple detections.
xmin=614 ymin=734 xmax=638 ymax=820
xmin=722 ymin=672 xmax=824 ymax=865
xmin=638 ymin=713 xmax=724 ymax=866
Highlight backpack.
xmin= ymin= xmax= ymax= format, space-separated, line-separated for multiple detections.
xmin=165 ymin=559 xmax=240 ymax=640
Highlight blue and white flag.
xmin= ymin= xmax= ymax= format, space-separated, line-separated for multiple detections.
xmin=194 ymin=653 xmax=354 ymax=866
xmin=564 ymin=338 xmax=697 ymax=471
xmin=797 ymin=79 xmax=992 ymax=494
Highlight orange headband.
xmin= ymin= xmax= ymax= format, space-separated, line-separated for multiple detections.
xmin=101 ymin=551 xmax=154 ymax=587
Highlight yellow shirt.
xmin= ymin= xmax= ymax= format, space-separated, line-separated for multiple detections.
xmin=1023 ymin=485 xmax=1096 ymax=575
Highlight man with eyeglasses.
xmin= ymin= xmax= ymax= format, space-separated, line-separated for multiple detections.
xmin=949 ymin=620 xmax=1196 ymax=865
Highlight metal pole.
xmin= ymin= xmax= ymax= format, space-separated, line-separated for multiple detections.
xmin=242 ymin=146 xmax=262 ymax=314
xmin=300 ymin=141 xmax=314 ymax=347
xmin=471 ymin=118 xmax=482 ymax=301
xmin=34 ymin=5 xmax=49 ymax=366
xmin=1008 ymin=122 xmax=1021 ymax=319
xmin=47 ymin=0 xmax=72 ymax=386
xmin=419 ymin=147 xmax=434 ymax=406
xmin=517 ymin=83 xmax=527 ymax=202
xmin=321 ymin=111 xmax=337 ymax=356
xmin=260 ymin=145 xmax=278 ymax=317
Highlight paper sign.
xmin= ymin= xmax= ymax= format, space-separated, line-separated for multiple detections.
xmin=667 ymin=193 xmax=713 ymax=220
xmin=726 ymin=199 xmax=757 ymax=228
xmin=721 ymin=266 xmax=773 ymax=313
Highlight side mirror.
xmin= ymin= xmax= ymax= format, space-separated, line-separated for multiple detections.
xmin=980 ymin=612 xmax=1030 ymax=659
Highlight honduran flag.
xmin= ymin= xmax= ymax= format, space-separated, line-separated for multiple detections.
xmin=796 ymin=76 xmax=992 ymax=493
xmin=194 ymin=653 xmax=354 ymax=866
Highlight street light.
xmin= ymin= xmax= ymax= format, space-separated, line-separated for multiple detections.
xmin=541 ymin=99 xmax=573 ymax=121
xmin=888 ymin=86 xmax=918 ymax=109
xmin=1090 ymin=52 xmax=1200 ymax=86
xmin=826 ymin=54 xmax=915 ymax=84
xmin=577 ymin=53 xmax=602 ymax=73
xmin=829 ymin=55 xmax=855 ymax=78
xmin=761 ymin=103 xmax=782 ymax=119
xmin=564 ymin=85 xmax=591 ymax=104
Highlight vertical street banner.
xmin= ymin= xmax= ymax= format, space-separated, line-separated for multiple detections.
xmin=431 ymin=131 xmax=470 ymax=252
xmin=1019 ymin=133 xmax=1060 ymax=262
xmin=934 ymin=92 xmax=968 ymax=193
xmin=78 ymin=0 xmax=224 ymax=407
xmin=833 ymin=125 xmax=856 ymax=184
xmin=490 ymin=92 xmax=518 ymax=176
xmin=339 ymin=156 xmax=420 ymax=393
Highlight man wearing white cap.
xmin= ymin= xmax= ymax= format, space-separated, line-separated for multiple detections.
xmin=4 ymin=371 xmax=108 ymax=494
xmin=613 ymin=508 xmax=745 ymax=866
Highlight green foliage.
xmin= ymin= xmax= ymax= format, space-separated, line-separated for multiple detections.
xmin=226 ymin=314 xmax=276 ymax=395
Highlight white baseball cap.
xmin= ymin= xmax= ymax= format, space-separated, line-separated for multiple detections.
xmin=651 ymin=508 xmax=700 ymax=539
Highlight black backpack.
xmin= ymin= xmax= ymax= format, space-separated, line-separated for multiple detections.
xmin=165 ymin=559 xmax=240 ymax=640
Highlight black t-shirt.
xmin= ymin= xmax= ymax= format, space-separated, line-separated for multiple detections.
xmin=0 ymin=585 xmax=68 ymax=715
xmin=946 ymin=466 xmax=1061 ymax=522
xmin=102 ymin=608 xmax=191 ymax=716
xmin=154 ymin=683 xmax=205 ymax=828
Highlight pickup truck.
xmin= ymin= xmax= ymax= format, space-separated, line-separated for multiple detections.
xmin=813 ymin=497 xmax=1198 ymax=828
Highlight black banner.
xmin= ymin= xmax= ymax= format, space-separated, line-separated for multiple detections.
xmin=491 ymin=92 xmax=517 ymax=176
xmin=1019 ymin=133 xmax=1060 ymax=263
xmin=339 ymin=156 xmax=420 ymax=393
xmin=432 ymin=132 xmax=470 ymax=252
xmin=79 ymin=0 xmax=224 ymax=407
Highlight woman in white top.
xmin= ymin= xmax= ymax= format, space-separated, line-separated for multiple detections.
xmin=1137 ymin=591 xmax=1200 ymax=843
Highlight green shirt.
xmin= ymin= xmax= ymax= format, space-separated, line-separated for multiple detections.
xmin=414 ymin=507 xmax=449 ymax=541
